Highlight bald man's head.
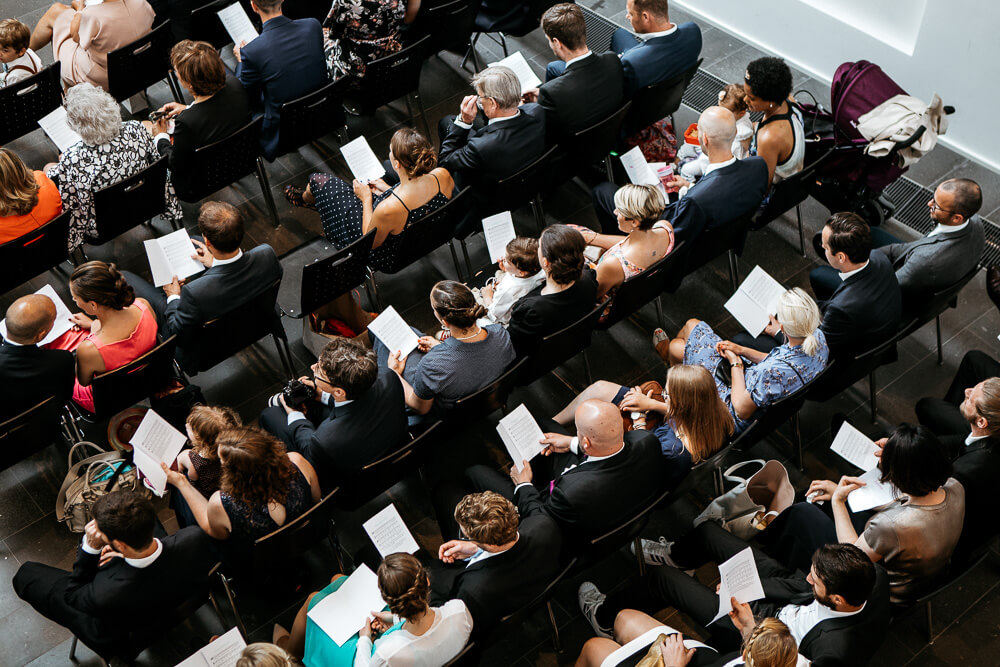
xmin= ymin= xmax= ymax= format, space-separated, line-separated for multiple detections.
xmin=5 ymin=295 xmax=56 ymax=345
xmin=574 ymin=399 xmax=625 ymax=456
xmin=698 ymin=106 xmax=737 ymax=157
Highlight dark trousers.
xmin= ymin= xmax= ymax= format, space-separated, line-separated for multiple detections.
xmin=809 ymin=227 xmax=901 ymax=301
xmin=598 ymin=522 xmax=796 ymax=652
xmin=592 ymin=181 xmax=621 ymax=234
xmin=259 ymin=402 xmax=331 ymax=456
xmin=121 ymin=270 xmax=169 ymax=324
xmin=916 ymin=350 xmax=1000 ymax=439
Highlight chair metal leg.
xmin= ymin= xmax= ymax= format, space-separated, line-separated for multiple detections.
xmin=712 ymin=465 xmax=724 ymax=496
xmin=604 ymin=155 xmax=614 ymax=181
xmin=219 ymin=572 xmax=250 ymax=641
xmin=498 ymin=32 xmax=508 ymax=57
xmin=69 ymin=636 xmax=78 ymax=661
xmin=337 ymin=125 xmax=350 ymax=144
xmin=460 ymin=239 xmax=474 ymax=279
xmin=404 ymin=94 xmax=416 ymax=128
xmin=582 ymin=349 xmax=593 ymax=386
xmin=654 ymin=295 xmax=664 ymax=327
xmin=448 ymin=240 xmax=464 ymax=279
xmin=796 ymin=204 xmax=805 ymax=257
xmin=414 ymin=92 xmax=432 ymax=141
xmin=365 ymin=268 xmax=384 ymax=312
xmin=791 ymin=413 xmax=803 ymax=470
xmin=936 ymin=315 xmax=943 ymax=365
xmin=461 ymin=33 xmax=480 ymax=70
xmin=255 ymin=158 xmax=280 ymax=228
xmin=272 ymin=334 xmax=294 ymax=379
xmin=546 ymin=601 xmax=561 ymax=652
xmin=925 ymin=600 xmax=934 ymax=644
xmin=531 ymin=194 xmax=545 ymax=233
xmin=167 ymin=70 xmax=184 ymax=104
xmin=634 ymin=535 xmax=646 ymax=576
xmin=869 ymin=370 xmax=878 ymax=422
xmin=728 ymin=249 xmax=739 ymax=293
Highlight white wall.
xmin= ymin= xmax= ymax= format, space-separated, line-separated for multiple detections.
xmin=676 ymin=0 xmax=1000 ymax=174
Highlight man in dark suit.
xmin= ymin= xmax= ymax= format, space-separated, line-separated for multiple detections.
xmin=592 ymin=107 xmax=769 ymax=240
xmin=150 ymin=41 xmax=252 ymax=199
xmin=123 ymin=201 xmax=283 ymax=373
xmin=524 ymin=3 xmax=624 ymax=141
xmin=593 ymin=0 xmax=701 ymax=97
xmin=438 ymin=65 xmax=546 ymax=235
xmin=429 ymin=491 xmax=562 ymax=635
xmin=234 ymin=0 xmax=328 ymax=159
xmin=0 ymin=294 xmax=75 ymax=421
xmin=467 ymin=399 xmax=666 ymax=543
xmin=917 ymin=350 xmax=1000 ymax=442
xmin=581 ymin=524 xmax=889 ymax=666
xmin=259 ymin=336 xmax=408 ymax=491
xmin=13 ymin=491 xmax=217 ymax=658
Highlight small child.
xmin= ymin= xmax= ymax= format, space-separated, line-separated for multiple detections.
xmin=677 ymin=83 xmax=754 ymax=180
xmin=0 ymin=19 xmax=42 ymax=88
xmin=175 ymin=405 xmax=242 ymax=502
xmin=476 ymin=237 xmax=545 ymax=327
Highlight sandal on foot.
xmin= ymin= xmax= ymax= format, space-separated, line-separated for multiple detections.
xmin=652 ymin=327 xmax=670 ymax=347
xmin=284 ymin=185 xmax=315 ymax=209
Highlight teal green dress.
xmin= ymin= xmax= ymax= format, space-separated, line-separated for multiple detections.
xmin=304 ymin=576 xmax=401 ymax=667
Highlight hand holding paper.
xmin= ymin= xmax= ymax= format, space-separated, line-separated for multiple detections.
xmin=846 ymin=466 xmax=897 ymax=512
xmin=367 ymin=306 xmax=419 ymax=358
xmin=129 ymin=410 xmax=187 ymax=496
xmin=830 ymin=422 xmax=881 ymax=471
xmin=144 ymin=229 xmax=206 ymax=287
xmin=487 ymin=52 xmax=541 ymax=94
xmin=363 ymin=504 xmax=420 ymax=559
xmin=724 ymin=266 xmax=786 ymax=337
xmin=711 ymin=547 xmax=765 ymax=623
xmin=340 ymin=136 xmax=386 ymax=184
xmin=307 ymin=565 xmax=386 ymax=647
xmin=482 ymin=211 xmax=516 ymax=263
xmin=497 ymin=404 xmax=546 ymax=472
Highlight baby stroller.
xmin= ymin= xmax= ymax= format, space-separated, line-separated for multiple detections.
xmin=797 ymin=60 xmax=955 ymax=226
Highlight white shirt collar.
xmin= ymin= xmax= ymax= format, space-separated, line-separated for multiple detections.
xmin=319 ymin=391 xmax=353 ymax=408
xmin=466 ymin=532 xmax=518 ymax=567
xmin=584 ymin=443 xmax=625 ymax=464
xmin=125 ymin=538 xmax=163 ymax=568
xmin=488 ymin=111 xmax=521 ymax=125
xmin=928 ymin=220 xmax=969 ymax=237
xmin=966 ymin=433 xmax=991 ymax=446
xmin=564 ymin=50 xmax=593 ymax=67
xmin=838 ymin=260 xmax=869 ymax=281
xmin=639 ymin=24 xmax=678 ymax=40
xmin=703 ymin=156 xmax=737 ymax=177
xmin=212 ymin=249 xmax=244 ymax=266
xmin=3 ymin=338 xmax=25 ymax=346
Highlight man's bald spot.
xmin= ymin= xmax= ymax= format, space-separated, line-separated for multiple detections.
xmin=574 ymin=399 xmax=624 ymax=455
xmin=5 ymin=294 xmax=56 ymax=344
xmin=699 ymin=105 xmax=737 ymax=146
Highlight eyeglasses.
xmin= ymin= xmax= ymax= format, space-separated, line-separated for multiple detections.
xmin=311 ymin=364 xmax=332 ymax=386
xmin=929 ymin=199 xmax=956 ymax=215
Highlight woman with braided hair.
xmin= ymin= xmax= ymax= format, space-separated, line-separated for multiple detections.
xmin=371 ymin=280 xmax=516 ymax=418
xmin=276 ymin=553 xmax=473 ymax=666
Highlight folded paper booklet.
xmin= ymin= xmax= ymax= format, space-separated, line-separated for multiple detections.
xmin=340 ymin=135 xmax=386 ymax=184
xmin=307 ymin=564 xmax=386 ymax=647
xmin=363 ymin=503 xmax=420 ymax=559
xmin=175 ymin=627 xmax=246 ymax=667
xmin=711 ymin=546 xmax=766 ymax=623
xmin=482 ymin=211 xmax=516 ymax=263
xmin=488 ymin=51 xmax=541 ymax=94
xmin=38 ymin=106 xmax=82 ymax=153
xmin=830 ymin=421 xmax=880 ymax=472
xmin=496 ymin=403 xmax=546 ymax=472
xmin=847 ymin=466 xmax=898 ymax=513
xmin=0 ymin=284 xmax=73 ymax=347
xmin=724 ymin=265 xmax=786 ymax=337
xmin=217 ymin=2 xmax=258 ymax=46
xmin=144 ymin=228 xmax=206 ymax=287
xmin=367 ymin=306 xmax=419 ymax=357
xmin=130 ymin=410 xmax=187 ymax=497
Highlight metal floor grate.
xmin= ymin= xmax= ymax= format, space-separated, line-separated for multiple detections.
xmin=578 ymin=4 xmax=1000 ymax=267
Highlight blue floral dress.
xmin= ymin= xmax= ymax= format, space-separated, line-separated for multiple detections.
xmin=683 ymin=321 xmax=829 ymax=431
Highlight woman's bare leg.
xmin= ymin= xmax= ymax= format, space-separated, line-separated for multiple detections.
xmin=615 ymin=609 xmax=666 ymax=644
xmin=574 ymin=637 xmax=622 ymax=667
xmin=303 ymin=183 xmax=316 ymax=205
xmin=283 ymin=574 xmax=345 ymax=658
xmin=553 ymin=380 xmax=622 ymax=425
xmin=30 ymin=3 xmax=69 ymax=51
xmin=662 ymin=318 xmax=702 ymax=366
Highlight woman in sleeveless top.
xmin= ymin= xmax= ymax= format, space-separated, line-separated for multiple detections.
xmin=44 ymin=261 xmax=158 ymax=413
xmin=744 ymin=57 xmax=805 ymax=188
xmin=171 ymin=406 xmax=243 ymax=527
xmin=163 ymin=427 xmax=321 ymax=558
xmin=572 ymin=184 xmax=674 ymax=322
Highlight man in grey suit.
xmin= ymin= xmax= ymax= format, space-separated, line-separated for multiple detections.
xmin=124 ymin=201 xmax=283 ymax=373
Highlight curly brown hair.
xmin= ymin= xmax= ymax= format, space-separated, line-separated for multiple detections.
xmin=187 ymin=405 xmax=242 ymax=459
xmin=454 ymin=491 xmax=519 ymax=546
xmin=218 ymin=427 xmax=298 ymax=507
xmin=378 ymin=553 xmax=431 ymax=621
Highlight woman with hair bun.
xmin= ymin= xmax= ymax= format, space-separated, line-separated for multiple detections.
xmin=285 ymin=127 xmax=454 ymax=272
xmin=372 ymin=280 xmax=515 ymax=418
xmin=45 ymin=261 xmax=158 ymax=412
xmin=276 ymin=553 xmax=473 ymax=666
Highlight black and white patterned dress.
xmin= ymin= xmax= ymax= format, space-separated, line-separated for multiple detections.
xmin=47 ymin=120 xmax=183 ymax=250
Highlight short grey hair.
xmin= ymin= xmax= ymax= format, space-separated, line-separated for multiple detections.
xmin=471 ymin=66 xmax=521 ymax=110
xmin=65 ymin=83 xmax=122 ymax=146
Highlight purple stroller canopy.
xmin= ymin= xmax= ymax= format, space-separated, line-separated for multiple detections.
xmin=831 ymin=60 xmax=908 ymax=142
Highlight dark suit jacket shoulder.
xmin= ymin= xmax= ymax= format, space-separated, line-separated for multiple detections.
xmin=880 ymin=216 xmax=985 ymax=300
xmin=0 ymin=344 xmax=75 ymax=421
xmin=507 ymin=268 xmax=598 ymax=357
xmin=620 ymin=22 xmax=702 ymax=96
xmin=820 ymin=250 xmax=901 ymax=359
xmin=538 ymin=52 xmax=624 ymax=140
xmin=439 ymin=104 xmax=546 ymax=188
xmin=952 ymin=436 xmax=1000 ymax=555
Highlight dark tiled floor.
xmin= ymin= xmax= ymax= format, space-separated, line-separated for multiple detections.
xmin=4 ymin=0 xmax=1000 ymax=665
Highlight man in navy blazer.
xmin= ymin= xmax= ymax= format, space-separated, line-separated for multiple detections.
xmin=592 ymin=107 xmax=769 ymax=241
xmin=581 ymin=0 xmax=701 ymax=97
xmin=123 ymin=202 xmax=283 ymax=373
xmin=234 ymin=0 xmax=328 ymax=159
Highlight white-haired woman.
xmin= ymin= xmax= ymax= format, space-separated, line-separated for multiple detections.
xmin=657 ymin=287 xmax=829 ymax=431
xmin=45 ymin=83 xmax=182 ymax=250
xmin=571 ymin=183 xmax=674 ymax=320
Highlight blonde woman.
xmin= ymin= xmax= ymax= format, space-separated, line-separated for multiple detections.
xmin=236 ymin=643 xmax=297 ymax=667
xmin=657 ymin=288 xmax=829 ymax=431
xmin=572 ymin=183 xmax=675 ymax=308
xmin=0 ymin=147 xmax=62 ymax=244
xmin=553 ymin=364 xmax=734 ymax=487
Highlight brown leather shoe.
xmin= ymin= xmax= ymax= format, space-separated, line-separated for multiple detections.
xmin=988 ymin=266 xmax=1000 ymax=313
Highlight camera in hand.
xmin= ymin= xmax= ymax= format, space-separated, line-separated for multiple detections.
xmin=282 ymin=379 xmax=313 ymax=408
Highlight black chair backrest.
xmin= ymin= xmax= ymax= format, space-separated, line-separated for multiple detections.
xmin=351 ymin=36 xmax=431 ymax=114
xmin=332 ymin=421 xmax=443 ymax=511
xmin=276 ymin=77 xmax=348 ymax=157
xmin=189 ymin=0 xmax=238 ymax=50
xmin=752 ymin=146 xmax=835 ymax=229
xmin=88 ymin=157 xmax=169 ymax=245
xmin=598 ymin=239 xmax=687 ymax=329
xmin=299 ymin=230 xmax=376 ymax=315
xmin=90 ymin=335 xmax=178 ymax=419
xmin=0 ymin=210 xmax=71 ymax=294
xmin=197 ymin=279 xmax=283 ymax=373
xmin=751 ymin=362 xmax=834 ymax=439
xmin=904 ymin=266 xmax=978 ymax=322
xmin=481 ymin=146 xmax=560 ymax=218
xmin=378 ymin=187 xmax=472 ymax=274
xmin=183 ymin=116 xmax=263 ymax=202
xmin=566 ymin=101 xmax=633 ymax=165
xmin=807 ymin=322 xmax=912 ymax=402
xmin=573 ymin=486 xmax=672 ymax=567
xmin=252 ymin=489 xmax=337 ymax=577
xmin=449 ymin=358 xmax=527 ymax=425
xmin=106 ymin=21 xmax=175 ymax=102
xmin=282 ymin=0 xmax=330 ymax=22
xmin=683 ymin=213 xmax=753 ymax=277
xmin=518 ymin=299 xmax=607 ymax=386
xmin=0 ymin=397 xmax=66 ymax=472
xmin=622 ymin=58 xmax=702 ymax=138
xmin=0 ymin=61 xmax=62 ymax=145
xmin=426 ymin=0 xmax=477 ymax=53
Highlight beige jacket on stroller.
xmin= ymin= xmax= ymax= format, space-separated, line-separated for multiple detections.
xmin=856 ymin=93 xmax=948 ymax=167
